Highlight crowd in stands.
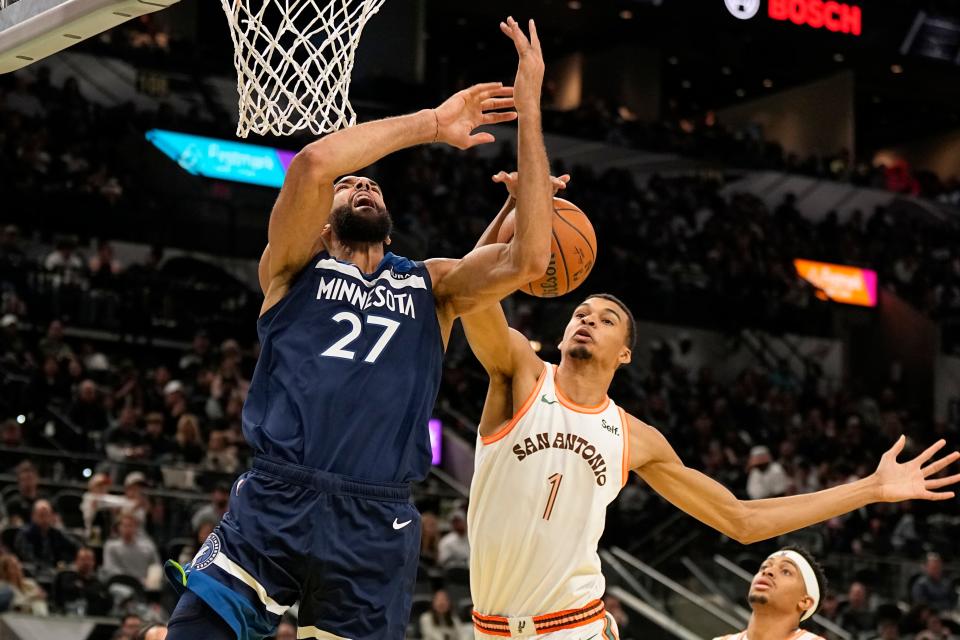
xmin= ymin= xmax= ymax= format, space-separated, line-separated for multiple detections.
xmin=2 ymin=64 xmax=960 ymax=640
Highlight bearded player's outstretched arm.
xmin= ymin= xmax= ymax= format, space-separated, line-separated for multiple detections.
xmin=430 ymin=19 xmax=552 ymax=325
xmin=628 ymin=414 xmax=960 ymax=544
xmin=260 ymin=79 xmax=517 ymax=312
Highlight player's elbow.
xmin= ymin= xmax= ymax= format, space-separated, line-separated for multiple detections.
xmin=290 ymin=145 xmax=332 ymax=180
xmin=513 ymin=244 xmax=551 ymax=282
xmin=721 ymin=500 xmax=757 ymax=545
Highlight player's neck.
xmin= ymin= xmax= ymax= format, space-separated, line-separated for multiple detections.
xmin=745 ymin=610 xmax=799 ymax=640
xmin=328 ymin=242 xmax=387 ymax=274
xmin=554 ymin=358 xmax=612 ymax=408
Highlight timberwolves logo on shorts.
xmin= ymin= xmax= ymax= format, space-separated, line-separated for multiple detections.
xmin=192 ymin=532 xmax=222 ymax=571
xmin=725 ymin=0 xmax=761 ymax=19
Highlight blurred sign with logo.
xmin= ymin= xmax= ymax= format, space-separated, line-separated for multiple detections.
xmin=725 ymin=0 xmax=862 ymax=36
xmin=145 ymin=129 xmax=295 ymax=188
xmin=794 ymin=259 xmax=877 ymax=307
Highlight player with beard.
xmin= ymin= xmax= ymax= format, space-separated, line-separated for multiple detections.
xmin=714 ymin=547 xmax=827 ymax=640
xmin=165 ymin=18 xmax=553 ymax=640
xmin=459 ymin=187 xmax=960 ymax=638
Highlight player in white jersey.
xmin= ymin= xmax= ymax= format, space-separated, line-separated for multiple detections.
xmin=460 ymin=182 xmax=960 ymax=639
xmin=714 ymin=546 xmax=827 ymax=640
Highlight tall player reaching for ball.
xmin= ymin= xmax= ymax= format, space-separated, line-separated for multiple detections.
xmin=164 ymin=18 xmax=552 ymax=640
xmin=461 ymin=186 xmax=960 ymax=639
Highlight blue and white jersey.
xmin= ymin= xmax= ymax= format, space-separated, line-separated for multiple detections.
xmin=243 ymin=251 xmax=443 ymax=483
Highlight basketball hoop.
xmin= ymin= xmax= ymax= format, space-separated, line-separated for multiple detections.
xmin=220 ymin=0 xmax=386 ymax=138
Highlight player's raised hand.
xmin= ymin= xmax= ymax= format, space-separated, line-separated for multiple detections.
xmin=873 ymin=436 xmax=960 ymax=502
xmin=501 ymin=17 xmax=544 ymax=116
xmin=493 ymin=171 xmax=570 ymax=198
xmin=433 ymin=83 xmax=517 ymax=150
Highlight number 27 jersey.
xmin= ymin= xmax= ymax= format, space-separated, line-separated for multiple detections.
xmin=243 ymin=251 xmax=443 ymax=483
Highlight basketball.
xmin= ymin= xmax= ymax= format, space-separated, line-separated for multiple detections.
xmin=496 ymin=197 xmax=597 ymax=298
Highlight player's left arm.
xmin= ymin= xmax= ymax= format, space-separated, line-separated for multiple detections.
xmin=429 ymin=19 xmax=552 ymax=322
xmin=628 ymin=414 xmax=960 ymax=545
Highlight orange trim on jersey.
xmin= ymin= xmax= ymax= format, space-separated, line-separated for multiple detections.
xmin=619 ymin=407 xmax=630 ymax=486
xmin=552 ymin=365 xmax=610 ymax=414
xmin=473 ymin=600 xmax=605 ymax=636
xmin=480 ymin=363 xmax=548 ymax=445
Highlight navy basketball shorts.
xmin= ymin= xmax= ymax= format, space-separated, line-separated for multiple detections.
xmin=165 ymin=457 xmax=421 ymax=640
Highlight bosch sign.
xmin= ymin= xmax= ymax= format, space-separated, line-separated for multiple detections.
xmin=768 ymin=0 xmax=862 ymax=36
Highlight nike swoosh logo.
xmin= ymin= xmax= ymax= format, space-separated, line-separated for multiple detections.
xmin=582 ymin=635 xmax=598 ymax=640
xmin=393 ymin=518 xmax=412 ymax=530
xmin=541 ymin=394 xmax=558 ymax=405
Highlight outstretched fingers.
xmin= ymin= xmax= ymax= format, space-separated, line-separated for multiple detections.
xmin=500 ymin=16 xmax=531 ymax=53
xmin=922 ymin=450 xmax=960 ymax=478
xmin=466 ymin=131 xmax=496 ymax=148
xmin=483 ymin=111 xmax=518 ymax=125
xmin=528 ymin=19 xmax=541 ymax=52
xmin=926 ymin=472 xmax=960 ymax=490
xmin=915 ymin=439 xmax=948 ymax=467
xmin=481 ymin=97 xmax=516 ymax=112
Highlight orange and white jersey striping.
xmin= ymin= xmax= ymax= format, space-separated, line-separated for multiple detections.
xmin=714 ymin=630 xmax=827 ymax=640
xmin=468 ymin=361 xmax=629 ymax=618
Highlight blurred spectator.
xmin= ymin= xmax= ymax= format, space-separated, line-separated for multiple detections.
xmin=3 ymin=460 xmax=46 ymax=525
xmin=164 ymin=382 xmax=190 ymax=435
xmin=105 ymin=406 xmax=145 ymax=463
xmin=114 ymin=613 xmax=143 ymax=640
xmin=0 ymin=554 xmax=47 ymax=615
xmin=179 ymin=330 xmax=213 ymax=376
xmin=912 ymin=553 xmax=955 ymax=612
xmin=13 ymin=499 xmax=78 ymax=572
xmin=81 ymin=472 xmax=130 ymax=540
xmin=137 ymin=623 xmax=168 ymax=640
xmin=274 ymin=621 xmax=296 ymax=640
xmin=872 ymin=617 xmax=901 ymax=640
xmin=38 ymin=320 xmax=75 ymax=361
xmin=27 ymin=355 xmax=71 ymax=412
xmin=69 ymin=379 xmax=109 ymax=437
xmin=604 ymin=593 xmax=631 ymax=636
xmin=102 ymin=511 xmax=160 ymax=585
xmin=54 ymin=546 xmax=112 ymax=615
xmin=437 ymin=511 xmax=469 ymax=569
xmin=172 ymin=413 xmax=204 ymax=464
xmin=745 ymin=446 xmax=789 ymax=499
xmin=419 ymin=589 xmax=466 ymax=640
xmin=122 ymin=472 xmax=151 ymax=524
xmin=190 ymin=485 xmax=229 ymax=531
xmin=142 ymin=412 xmax=174 ymax=459
xmin=420 ymin=512 xmax=440 ymax=567
xmin=917 ymin=615 xmax=959 ymax=640
xmin=203 ymin=430 xmax=238 ymax=474
xmin=838 ymin=581 xmax=877 ymax=634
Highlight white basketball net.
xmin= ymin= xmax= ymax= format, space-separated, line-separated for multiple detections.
xmin=220 ymin=0 xmax=386 ymax=138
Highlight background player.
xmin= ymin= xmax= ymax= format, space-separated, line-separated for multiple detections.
xmin=714 ymin=547 xmax=828 ymax=640
xmin=164 ymin=18 xmax=552 ymax=640
xmin=460 ymin=188 xmax=960 ymax=639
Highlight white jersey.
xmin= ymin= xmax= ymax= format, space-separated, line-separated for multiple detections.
xmin=715 ymin=630 xmax=826 ymax=640
xmin=468 ymin=362 xmax=629 ymax=617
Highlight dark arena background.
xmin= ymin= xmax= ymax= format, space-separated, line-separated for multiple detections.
xmin=2 ymin=0 xmax=960 ymax=638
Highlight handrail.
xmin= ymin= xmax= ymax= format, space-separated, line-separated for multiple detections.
xmin=712 ymin=554 xmax=853 ymax=640
xmin=599 ymin=549 xmax=658 ymax=604
xmin=427 ymin=466 xmax=469 ymax=498
xmin=607 ymin=586 xmax=706 ymax=640
xmin=681 ymin=556 xmax=751 ymax=624
xmin=611 ymin=547 xmax=745 ymax=630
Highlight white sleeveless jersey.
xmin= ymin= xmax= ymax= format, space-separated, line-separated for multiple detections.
xmin=468 ymin=362 xmax=629 ymax=616
xmin=715 ymin=630 xmax=826 ymax=640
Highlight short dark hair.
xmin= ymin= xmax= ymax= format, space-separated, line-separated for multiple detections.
xmin=780 ymin=545 xmax=828 ymax=623
xmin=584 ymin=293 xmax=636 ymax=352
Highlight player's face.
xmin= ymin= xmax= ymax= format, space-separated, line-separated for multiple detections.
xmin=329 ymin=176 xmax=393 ymax=243
xmin=559 ymin=298 xmax=631 ymax=369
xmin=748 ymin=556 xmax=813 ymax=619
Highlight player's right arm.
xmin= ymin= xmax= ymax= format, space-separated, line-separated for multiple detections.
xmin=261 ymin=82 xmax=517 ymax=314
